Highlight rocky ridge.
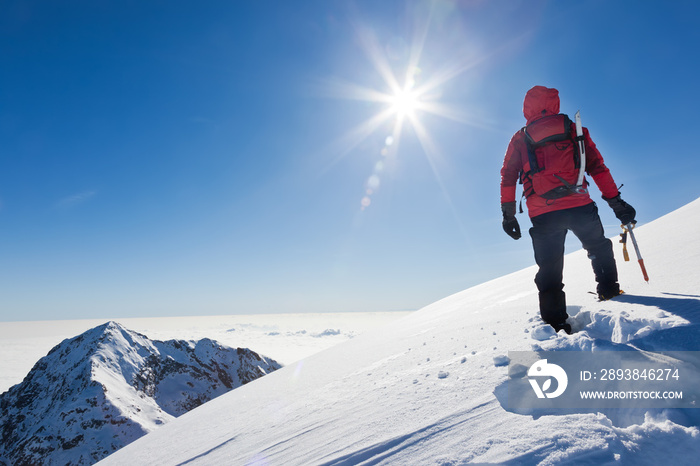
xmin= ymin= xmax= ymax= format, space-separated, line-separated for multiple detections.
xmin=0 ymin=321 xmax=281 ymax=465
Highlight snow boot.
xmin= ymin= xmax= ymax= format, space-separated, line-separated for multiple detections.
xmin=599 ymin=288 xmax=624 ymax=301
xmin=597 ymin=280 xmax=622 ymax=301
xmin=552 ymin=322 xmax=573 ymax=335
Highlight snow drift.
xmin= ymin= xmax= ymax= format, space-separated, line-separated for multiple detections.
xmin=0 ymin=322 xmax=281 ymax=465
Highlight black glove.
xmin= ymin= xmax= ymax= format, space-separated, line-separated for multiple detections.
xmin=603 ymin=194 xmax=636 ymax=225
xmin=501 ymin=202 xmax=521 ymax=240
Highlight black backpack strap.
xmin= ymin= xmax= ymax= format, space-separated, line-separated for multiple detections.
xmin=519 ymin=126 xmax=541 ymax=177
xmin=525 ymin=138 xmax=541 ymax=174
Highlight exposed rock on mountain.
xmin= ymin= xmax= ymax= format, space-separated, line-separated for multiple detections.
xmin=0 ymin=321 xmax=281 ymax=465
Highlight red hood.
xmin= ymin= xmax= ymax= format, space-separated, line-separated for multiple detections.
xmin=523 ymin=86 xmax=560 ymax=124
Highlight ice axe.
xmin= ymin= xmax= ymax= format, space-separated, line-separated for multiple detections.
xmin=620 ymin=223 xmax=649 ymax=282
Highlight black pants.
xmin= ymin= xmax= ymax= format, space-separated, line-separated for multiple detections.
xmin=529 ymin=202 xmax=618 ymax=326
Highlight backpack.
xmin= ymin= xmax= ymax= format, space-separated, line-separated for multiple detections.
xmin=520 ymin=113 xmax=585 ymax=200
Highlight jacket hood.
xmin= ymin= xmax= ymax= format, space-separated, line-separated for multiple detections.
xmin=523 ymin=86 xmax=560 ymax=124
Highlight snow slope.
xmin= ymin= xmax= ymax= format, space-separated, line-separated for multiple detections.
xmin=100 ymin=198 xmax=700 ymax=465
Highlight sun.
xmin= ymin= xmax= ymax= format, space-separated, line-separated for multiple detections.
xmin=389 ymin=85 xmax=421 ymax=119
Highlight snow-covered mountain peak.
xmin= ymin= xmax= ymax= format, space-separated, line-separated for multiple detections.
xmin=0 ymin=322 xmax=281 ymax=465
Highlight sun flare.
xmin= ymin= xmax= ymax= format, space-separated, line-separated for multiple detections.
xmin=323 ymin=11 xmax=481 ymax=217
xmin=389 ymin=86 xmax=421 ymax=118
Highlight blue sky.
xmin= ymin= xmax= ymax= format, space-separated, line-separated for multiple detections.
xmin=1 ymin=0 xmax=699 ymax=321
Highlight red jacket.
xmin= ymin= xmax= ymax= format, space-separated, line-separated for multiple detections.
xmin=500 ymin=86 xmax=619 ymax=218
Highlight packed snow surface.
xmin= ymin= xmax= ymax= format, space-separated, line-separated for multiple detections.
xmin=99 ymin=198 xmax=700 ymax=465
